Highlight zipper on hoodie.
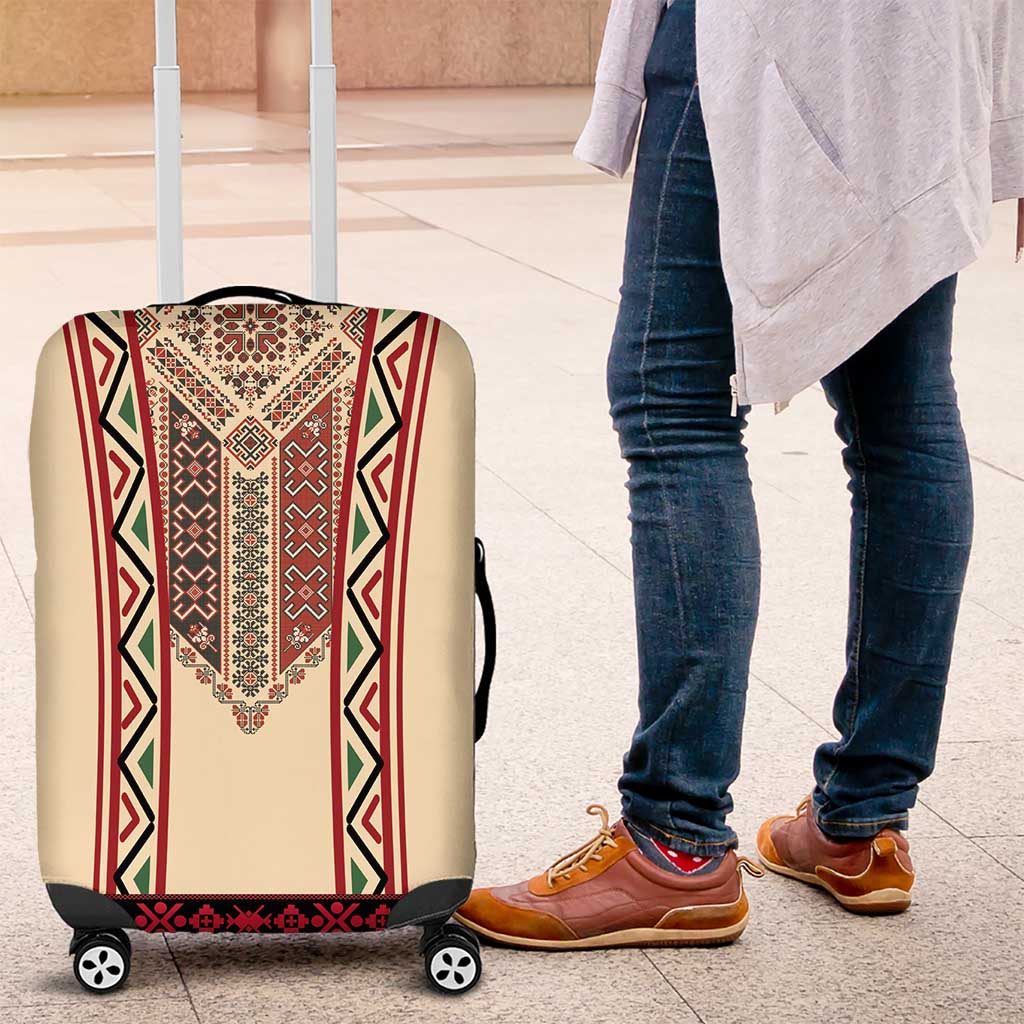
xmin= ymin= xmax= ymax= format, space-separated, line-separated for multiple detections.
xmin=729 ymin=374 xmax=739 ymax=417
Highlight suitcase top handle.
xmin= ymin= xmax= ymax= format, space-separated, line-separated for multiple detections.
xmin=184 ymin=285 xmax=318 ymax=306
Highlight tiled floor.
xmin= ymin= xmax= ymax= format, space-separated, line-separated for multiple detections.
xmin=1 ymin=87 xmax=1022 ymax=1024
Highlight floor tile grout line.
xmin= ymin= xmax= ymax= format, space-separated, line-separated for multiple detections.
xmin=205 ymin=101 xmax=561 ymax=149
xmin=641 ymin=950 xmax=707 ymax=1023
xmin=163 ymin=935 xmax=202 ymax=1024
xmin=970 ymin=453 xmax=1024 ymax=484
xmin=958 ymin=835 xmax=1024 ymax=882
xmin=748 ymin=669 xmax=837 ymax=737
xmin=0 ymin=135 xmax=581 ymax=172
xmin=960 ymin=594 xmax=1023 ymax=630
xmin=0 ymin=534 xmax=32 ymax=621
xmin=478 ymin=460 xmax=628 ymax=580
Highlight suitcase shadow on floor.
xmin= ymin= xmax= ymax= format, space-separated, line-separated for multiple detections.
xmin=31 ymin=930 xmax=437 ymax=1002
xmin=165 ymin=930 xmax=437 ymax=994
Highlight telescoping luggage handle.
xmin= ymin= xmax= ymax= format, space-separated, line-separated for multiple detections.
xmin=153 ymin=0 xmax=338 ymax=303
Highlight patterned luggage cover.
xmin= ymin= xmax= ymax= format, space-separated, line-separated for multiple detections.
xmin=31 ymin=303 xmax=475 ymax=933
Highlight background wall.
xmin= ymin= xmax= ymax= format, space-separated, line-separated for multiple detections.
xmin=0 ymin=0 xmax=611 ymax=95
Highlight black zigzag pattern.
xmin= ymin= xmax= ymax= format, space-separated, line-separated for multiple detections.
xmin=87 ymin=313 xmax=159 ymax=895
xmin=342 ymin=311 xmax=419 ymax=895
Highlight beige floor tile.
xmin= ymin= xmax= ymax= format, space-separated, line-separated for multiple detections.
xmin=1 ymin=1001 xmax=198 ymax=1023
xmin=0 ymin=168 xmax=150 ymax=232
xmin=0 ymin=87 xmax=588 ymax=160
xmin=0 ymin=539 xmax=189 ymax=1010
xmin=329 ymin=85 xmax=593 ymax=144
xmin=334 ymin=150 xmax=595 ymax=187
xmin=974 ymin=836 xmax=1024 ymax=881
xmin=358 ymin=179 xmax=631 ymax=301
xmin=165 ymin=929 xmax=692 ymax=1024
xmin=648 ymin=836 xmax=1024 ymax=1024
xmin=2 ymin=85 xmax=1021 ymax=1023
xmin=923 ymin=742 xmax=1024 ymax=838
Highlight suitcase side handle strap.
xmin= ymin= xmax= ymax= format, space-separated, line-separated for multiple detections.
xmin=184 ymin=285 xmax=319 ymax=306
xmin=474 ymin=538 xmax=497 ymax=743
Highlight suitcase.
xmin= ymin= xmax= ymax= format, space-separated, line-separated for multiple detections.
xmin=29 ymin=0 xmax=495 ymax=997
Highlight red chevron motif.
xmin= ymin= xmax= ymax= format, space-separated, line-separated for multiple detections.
xmin=91 ymin=335 xmax=116 ymax=386
xmin=370 ymin=453 xmax=392 ymax=502
xmin=360 ymin=569 xmax=382 ymax=619
xmin=118 ymin=566 xmax=141 ymax=616
xmin=109 ymin=450 xmax=132 ymax=501
xmin=359 ymin=680 xmax=380 ymax=731
xmin=119 ymin=792 xmax=141 ymax=843
xmin=121 ymin=679 xmax=143 ymax=730
xmin=361 ymin=794 xmax=383 ymax=845
xmin=386 ymin=340 xmax=409 ymax=388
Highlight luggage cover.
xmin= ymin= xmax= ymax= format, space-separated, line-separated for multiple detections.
xmin=31 ymin=302 xmax=475 ymax=925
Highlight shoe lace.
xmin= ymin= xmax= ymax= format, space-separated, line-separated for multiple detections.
xmin=795 ymin=794 xmax=813 ymax=817
xmin=546 ymin=804 xmax=619 ymax=888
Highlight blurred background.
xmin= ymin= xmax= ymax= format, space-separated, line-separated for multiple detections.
xmin=0 ymin=0 xmax=609 ymax=95
xmin=1 ymin=3 xmax=1022 ymax=1024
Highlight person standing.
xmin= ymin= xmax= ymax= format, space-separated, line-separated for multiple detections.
xmin=456 ymin=0 xmax=1023 ymax=948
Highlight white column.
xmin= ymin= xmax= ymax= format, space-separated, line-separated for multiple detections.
xmin=309 ymin=0 xmax=337 ymax=300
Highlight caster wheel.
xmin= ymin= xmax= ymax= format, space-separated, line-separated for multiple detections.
xmin=73 ymin=932 xmax=131 ymax=994
xmin=423 ymin=927 xmax=482 ymax=995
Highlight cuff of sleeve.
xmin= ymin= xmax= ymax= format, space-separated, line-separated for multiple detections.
xmin=572 ymin=82 xmax=643 ymax=178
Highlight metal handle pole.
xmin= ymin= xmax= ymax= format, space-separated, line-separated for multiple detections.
xmin=154 ymin=0 xmax=184 ymax=302
xmin=309 ymin=0 xmax=337 ymax=300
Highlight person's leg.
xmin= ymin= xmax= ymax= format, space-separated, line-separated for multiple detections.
xmin=757 ymin=275 xmax=971 ymax=914
xmin=607 ymin=0 xmax=760 ymax=857
xmin=455 ymin=0 xmax=765 ymax=949
xmin=813 ymin=274 xmax=972 ymax=833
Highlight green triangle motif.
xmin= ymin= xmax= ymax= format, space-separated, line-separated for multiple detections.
xmin=350 ymin=860 xmax=368 ymax=894
xmin=131 ymin=505 xmax=150 ymax=548
xmin=347 ymin=741 xmax=363 ymax=786
xmin=138 ymin=740 xmax=155 ymax=786
xmin=351 ymin=507 xmax=369 ymax=552
xmin=133 ymin=858 xmax=151 ymax=894
xmin=118 ymin=390 xmax=137 ymax=431
xmin=363 ymin=392 xmax=382 ymax=435
xmin=346 ymin=624 xmax=363 ymax=670
xmin=139 ymin=621 xmax=155 ymax=668
xmin=382 ymin=308 xmax=395 ymax=318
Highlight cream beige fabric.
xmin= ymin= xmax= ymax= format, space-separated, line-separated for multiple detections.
xmin=31 ymin=305 xmax=476 ymax=904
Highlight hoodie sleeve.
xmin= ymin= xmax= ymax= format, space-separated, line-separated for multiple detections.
xmin=573 ymin=0 xmax=665 ymax=177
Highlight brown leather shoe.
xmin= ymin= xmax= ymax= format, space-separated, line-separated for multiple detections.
xmin=454 ymin=805 xmax=763 ymax=949
xmin=757 ymin=796 xmax=915 ymax=914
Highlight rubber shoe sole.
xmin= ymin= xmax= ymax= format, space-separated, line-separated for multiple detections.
xmin=453 ymin=911 xmax=749 ymax=950
xmin=757 ymin=851 xmax=912 ymax=914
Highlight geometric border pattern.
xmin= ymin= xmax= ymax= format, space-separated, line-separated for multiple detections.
xmin=65 ymin=311 xmax=172 ymax=897
xmin=62 ymin=302 xmax=439 ymax=901
xmin=329 ymin=310 xmax=439 ymax=897
xmin=119 ymin=894 xmax=398 ymax=933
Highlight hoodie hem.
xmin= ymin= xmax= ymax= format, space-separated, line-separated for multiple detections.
xmin=731 ymin=145 xmax=995 ymax=407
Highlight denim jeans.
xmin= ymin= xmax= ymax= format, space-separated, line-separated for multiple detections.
xmin=609 ymin=0 xmax=973 ymax=853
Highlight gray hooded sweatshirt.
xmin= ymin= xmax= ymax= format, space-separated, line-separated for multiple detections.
xmin=575 ymin=0 xmax=1024 ymax=406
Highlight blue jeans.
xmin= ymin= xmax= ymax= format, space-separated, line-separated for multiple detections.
xmin=609 ymin=0 xmax=974 ymax=854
